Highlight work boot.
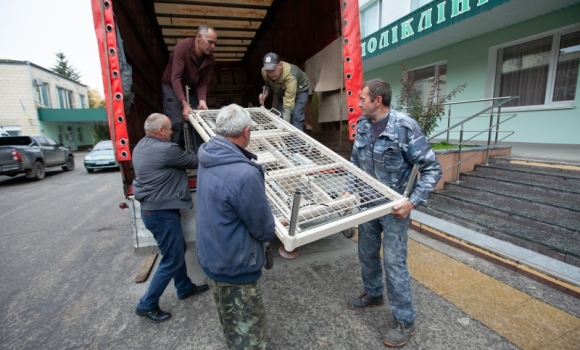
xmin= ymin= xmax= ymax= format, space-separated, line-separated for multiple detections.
xmin=382 ymin=321 xmax=415 ymax=347
xmin=347 ymin=292 xmax=384 ymax=310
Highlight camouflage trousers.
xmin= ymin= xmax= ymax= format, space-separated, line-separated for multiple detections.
xmin=358 ymin=213 xmax=416 ymax=324
xmin=208 ymin=278 xmax=268 ymax=350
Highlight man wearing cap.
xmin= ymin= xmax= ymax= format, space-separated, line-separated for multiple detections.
xmin=258 ymin=53 xmax=309 ymax=131
xmin=161 ymin=24 xmax=217 ymax=151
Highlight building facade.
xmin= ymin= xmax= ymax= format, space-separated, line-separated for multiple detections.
xmin=359 ymin=0 xmax=580 ymax=146
xmin=0 ymin=60 xmax=106 ymax=150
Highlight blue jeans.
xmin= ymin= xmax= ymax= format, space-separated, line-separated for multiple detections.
xmin=137 ymin=209 xmax=193 ymax=311
xmin=277 ymin=91 xmax=308 ymax=131
xmin=162 ymin=85 xmax=204 ymax=152
xmin=357 ymin=213 xmax=416 ymax=324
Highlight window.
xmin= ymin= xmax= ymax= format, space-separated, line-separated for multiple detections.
xmin=361 ymin=1 xmax=380 ymax=38
xmin=67 ymin=126 xmax=74 ymax=142
xmin=57 ymin=87 xmax=74 ymax=109
xmin=45 ymin=138 xmax=58 ymax=146
xmin=493 ymin=28 xmax=580 ymax=108
xmin=411 ymin=0 xmax=433 ymax=10
xmin=3 ymin=126 xmax=22 ymax=136
xmin=77 ymin=126 xmax=84 ymax=142
xmin=406 ymin=62 xmax=447 ymax=104
xmin=33 ymin=79 xmax=50 ymax=107
xmin=57 ymin=126 xmax=64 ymax=144
xmin=37 ymin=137 xmax=50 ymax=147
xmin=79 ymin=94 xmax=86 ymax=108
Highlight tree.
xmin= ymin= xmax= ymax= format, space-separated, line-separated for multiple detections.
xmin=51 ymin=51 xmax=81 ymax=82
xmin=87 ymin=86 xmax=110 ymax=142
xmin=92 ymin=122 xmax=111 ymax=142
xmin=88 ymin=87 xmax=105 ymax=108
xmin=395 ymin=65 xmax=467 ymax=138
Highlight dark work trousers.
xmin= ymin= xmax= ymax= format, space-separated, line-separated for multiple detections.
xmin=162 ymin=85 xmax=204 ymax=153
xmin=276 ymin=90 xmax=308 ymax=131
xmin=136 ymin=209 xmax=194 ymax=311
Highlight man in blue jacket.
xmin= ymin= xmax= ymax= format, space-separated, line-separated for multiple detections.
xmin=344 ymin=79 xmax=442 ymax=347
xmin=196 ymin=104 xmax=276 ymax=349
xmin=132 ymin=113 xmax=209 ymax=323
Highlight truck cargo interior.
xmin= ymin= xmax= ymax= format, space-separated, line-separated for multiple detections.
xmin=92 ymin=0 xmax=359 ymax=193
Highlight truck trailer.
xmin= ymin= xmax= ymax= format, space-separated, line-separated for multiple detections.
xmin=90 ymin=0 xmax=395 ymax=255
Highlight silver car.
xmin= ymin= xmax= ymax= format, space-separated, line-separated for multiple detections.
xmin=84 ymin=140 xmax=119 ymax=173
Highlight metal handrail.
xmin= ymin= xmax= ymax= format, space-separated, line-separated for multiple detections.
xmin=428 ymin=96 xmax=519 ymax=182
xmin=429 ymin=96 xmax=518 ymax=141
xmin=439 ymin=96 xmax=515 ymax=106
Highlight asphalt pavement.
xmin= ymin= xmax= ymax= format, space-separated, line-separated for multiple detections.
xmin=0 ymin=152 xmax=578 ymax=349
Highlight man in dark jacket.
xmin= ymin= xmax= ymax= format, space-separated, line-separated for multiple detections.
xmin=133 ymin=113 xmax=209 ymax=323
xmin=196 ymin=104 xmax=276 ymax=349
xmin=161 ymin=24 xmax=217 ymax=150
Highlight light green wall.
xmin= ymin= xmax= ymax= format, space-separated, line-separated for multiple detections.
xmin=364 ymin=4 xmax=580 ymax=145
xmin=38 ymin=122 xmax=95 ymax=150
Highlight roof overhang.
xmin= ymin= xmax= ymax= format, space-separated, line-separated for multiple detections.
xmin=362 ymin=0 xmax=580 ymax=72
xmin=38 ymin=108 xmax=107 ymax=122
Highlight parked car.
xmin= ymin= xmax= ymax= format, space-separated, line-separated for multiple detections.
xmin=0 ymin=136 xmax=75 ymax=180
xmin=0 ymin=127 xmax=10 ymax=137
xmin=84 ymin=140 xmax=118 ymax=173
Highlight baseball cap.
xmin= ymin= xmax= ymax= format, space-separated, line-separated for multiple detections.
xmin=263 ymin=53 xmax=281 ymax=71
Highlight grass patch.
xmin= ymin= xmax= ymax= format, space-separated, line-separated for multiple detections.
xmin=430 ymin=141 xmax=480 ymax=150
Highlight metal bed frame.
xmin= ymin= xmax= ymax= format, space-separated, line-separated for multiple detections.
xmin=189 ymin=107 xmax=406 ymax=252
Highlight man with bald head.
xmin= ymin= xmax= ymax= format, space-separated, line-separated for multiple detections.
xmin=132 ymin=113 xmax=209 ymax=323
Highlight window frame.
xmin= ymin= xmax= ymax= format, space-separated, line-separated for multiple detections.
xmin=57 ymin=87 xmax=74 ymax=109
xmin=33 ymin=79 xmax=51 ymax=107
xmin=360 ymin=0 xmax=381 ymax=39
xmin=486 ymin=23 xmax=580 ymax=111
xmin=404 ymin=60 xmax=448 ymax=105
xmin=57 ymin=126 xmax=64 ymax=144
xmin=410 ymin=0 xmax=433 ymax=11
xmin=77 ymin=126 xmax=84 ymax=142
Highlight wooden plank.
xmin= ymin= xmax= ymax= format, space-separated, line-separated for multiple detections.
xmin=154 ymin=3 xmax=267 ymax=19
xmin=164 ymin=38 xmax=251 ymax=45
xmin=157 ymin=16 xmax=261 ymax=30
xmin=212 ymin=46 xmax=248 ymax=52
xmin=166 ymin=45 xmax=247 ymax=52
xmin=164 ymin=0 xmax=274 ymax=6
xmin=162 ymin=28 xmax=255 ymax=38
xmin=134 ymin=254 xmax=158 ymax=283
xmin=213 ymin=52 xmax=245 ymax=57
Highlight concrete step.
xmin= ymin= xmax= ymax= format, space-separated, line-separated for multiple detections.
xmin=430 ymin=187 xmax=580 ymax=240
xmin=489 ymin=156 xmax=580 ymax=176
xmin=443 ymin=180 xmax=580 ymax=223
xmin=473 ymin=163 xmax=580 ymax=189
xmin=419 ymin=198 xmax=580 ymax=267
xmin=459 ymin=172 xmax=580 ymax=203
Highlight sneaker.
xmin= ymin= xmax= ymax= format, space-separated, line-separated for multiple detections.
xmin=382 ymin=321 xmax=415 ymax=347
xmin=347 ymin=292 xmax=384 ymax=310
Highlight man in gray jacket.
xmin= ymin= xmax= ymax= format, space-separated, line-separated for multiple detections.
xmin=132 ymin=113 xmax=209 ymax=323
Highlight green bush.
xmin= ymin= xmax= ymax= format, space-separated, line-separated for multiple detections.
xmin=395 ymin=65 xmax=467 ymax=138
